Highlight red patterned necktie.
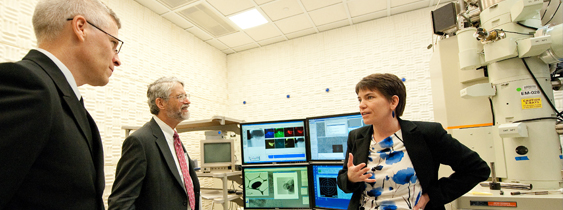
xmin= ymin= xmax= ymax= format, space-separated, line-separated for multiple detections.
xmin=173 ymin=131 xmax=196 ymax=209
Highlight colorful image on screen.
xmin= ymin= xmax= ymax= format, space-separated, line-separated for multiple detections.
xmin=241 ymin=120 xmax=307 ymax=164
xmin=312 ymin=164 xmax=352 ymax=209
xmin=244 ymin=166 xmax=310 ymax=209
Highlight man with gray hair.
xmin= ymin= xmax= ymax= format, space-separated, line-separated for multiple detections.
xmin=0 ymin=0 xmax=122 ymax=209
xmin=109 ymin=77 xmax=200 ymax=210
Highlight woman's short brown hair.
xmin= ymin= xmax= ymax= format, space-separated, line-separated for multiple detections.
xmin=355 ymin=73 xmax=406 ymax=117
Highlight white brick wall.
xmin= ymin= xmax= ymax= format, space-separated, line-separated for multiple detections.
xmin=226 ymin=8 xmax=437 ymax=123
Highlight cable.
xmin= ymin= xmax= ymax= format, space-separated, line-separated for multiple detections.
xmin=542 ymin=0 xmax=552 ymax=20
xmin=516 ymin=22 xmax=538 ymax=30
xmin=521 ymin=58 xmax=563 ymax=121
xmin=489 ymin=97 xmax=496 ymax=125
xmin=545 ymin=0 xmax=562 ymax=25
xmin=503 ymin=30 xmax=534 ymax=35
xmin=513 ymin=117 xmax=559 ymax=123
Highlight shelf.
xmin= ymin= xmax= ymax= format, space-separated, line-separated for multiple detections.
xmin=200 ymin=190 xmax=241 ymax=204
xmin=122 ymin=116 xmax=244 ymax=136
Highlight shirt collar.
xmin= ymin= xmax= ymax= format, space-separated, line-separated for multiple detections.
xmin=35 ymin=48 xmax=82 ymax=100
xmin=153 ymin=115 xmax=175 ymax=140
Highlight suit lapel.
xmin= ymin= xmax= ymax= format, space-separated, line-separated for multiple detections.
xmin=399 ymin=119 xmax=433 ymax=189
xmin=354 ymin=126 xmax=373 ymax=165
xmin=21 ymin=50 xmax=95 ymax=156
xmin=151 ymin=119 xmax=186 ymax=192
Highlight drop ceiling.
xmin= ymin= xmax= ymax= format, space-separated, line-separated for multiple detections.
xmin=135 ymin=0 xmax=452 ymax=54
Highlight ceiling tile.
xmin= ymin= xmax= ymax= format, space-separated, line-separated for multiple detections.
xmin=222 ymin=48 xmax=235 ymax=54
xmin=186 ymin=27 xmax=213 ymax=41
xmin=217 ymin=31 xmax=255 ymax=47
xmin=300 ymin=0 xmax=342 ymax=11
xmin=157 ymin=0 xmax=197 ymax=9
xmin=391 ymin=0 xmax=429 ymax=15
xmin=206 ymin=39 xmax=228 ymax=50
xmin=258 ymin=36 xmax=287 ymax=46
xmin=135 ymin=0 xmax=169 ymax=15
xmin=260 ymin=0 xmax=303 ymax=21
xmin=347 ymin=0 xmax=387 ymax=17
xmin=207 ymin=0 xmax=255 ymax=16
xmin=162 ymin=12 xmax=194 ymax=28
xmin=317 ymin=19 xmax=349 ymax=32
xmin=232 ymin=42 xmax=260 ymax=51
xmin=274 ymin=14 xmax=312 ymax=34
xmin=244 ymin=23 xmax=282 ymax=41
xmin=391 ymin=0 xmax=423 ymax=8
xmin=254 ymin=0 xmax=275 ymax=5
xmin=351 ymin=10 xmax=388 ymax=24
xmin=308 ymin=3 xmax=347 ymax=26
xmin=285 ymin=28 xmax=315 ymax=39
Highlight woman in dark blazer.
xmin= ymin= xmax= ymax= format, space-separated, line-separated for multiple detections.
xmin=337 ymin=73 xmax=490 ymax=210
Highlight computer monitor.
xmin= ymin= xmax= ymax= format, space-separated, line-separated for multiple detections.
xmin=310 ymin=164 xmax=352 ymax=210
xmin=306 ymin=113 xmax=365 ymax=161
xmin=200 ymin=139 xmax=235 ymax=171
xmin=240 ymin=119 xmax=307 ymax=165
xmin=243 ymin=165 xmax=311 ymax=209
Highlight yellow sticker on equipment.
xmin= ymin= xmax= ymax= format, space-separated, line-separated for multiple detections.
xmin=521 ymin=98 xmax=542 ymax=109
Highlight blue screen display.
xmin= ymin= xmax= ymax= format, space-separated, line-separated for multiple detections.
xmin=312 ymin=164 xmax=352 ymax=209
xmin=241 ymin=120 xmax=307 ymax=164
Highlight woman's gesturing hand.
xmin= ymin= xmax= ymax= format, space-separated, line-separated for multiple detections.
xmin=346 ymin=153 xmax=376 ymax=183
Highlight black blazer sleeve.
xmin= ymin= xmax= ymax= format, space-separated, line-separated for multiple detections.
xmin=337 ymin=128 xmax=364 ymax=193
xmin=0 ymin=63 xmax=54 ymax=208
xmin=108 ymin=135 xmax=148 ymax=210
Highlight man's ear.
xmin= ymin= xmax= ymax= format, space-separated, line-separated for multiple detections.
xmin=155 ymin=98 xmax=167 ymax=110
xmin=69 ymin=16 xmax=88 ymax=42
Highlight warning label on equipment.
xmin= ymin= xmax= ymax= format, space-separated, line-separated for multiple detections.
xmin=521 ymin=98 xmax=542 ymax=109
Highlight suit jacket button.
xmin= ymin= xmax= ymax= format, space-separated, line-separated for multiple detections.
xmin=183 ymin=201 xmax=187 ymax=206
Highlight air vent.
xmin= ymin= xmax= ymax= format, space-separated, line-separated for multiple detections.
xmin=178 ymin=3 xmax=238 ymax=37
xmin=157 ymin=0 xmax=197 ymax=9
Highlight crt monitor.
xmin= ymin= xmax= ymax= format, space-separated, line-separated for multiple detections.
xmin=307 ymin=113 xmax=365 ymax=161
xmin=240 ymin=119 xmax=307 ymax=164
xmin=200 ymin=139 xmax=234 ymax=170
xmin=243 ymin=165 xmax=311 ymax=209
xmin=311 ymin=164 xmax=352 ymax=209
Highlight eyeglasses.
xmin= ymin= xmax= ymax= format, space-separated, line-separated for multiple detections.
xmin=66 ymin=18 xmax=124 ymax=54
xmin=167 ymin=94 xmax=190 ymax=102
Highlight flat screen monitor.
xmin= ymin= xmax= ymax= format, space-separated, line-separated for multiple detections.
xmin=243 ymin=165 xmax=311 ymax=209
xmin=307 ymin=113 xmax=365 ymax=161
xmin=311 ymin=164 xmax=352 ymax=210
xmin=240 ymin=119 xmax=307 ymax=164
xmin=200 ymin=139 xmax=234 ymax=170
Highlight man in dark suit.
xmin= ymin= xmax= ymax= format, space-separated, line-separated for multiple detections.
xmin=0 ymin=0 xmax=122 ymax=209
xmin=109 ymin=77 xmax=200 ymax=210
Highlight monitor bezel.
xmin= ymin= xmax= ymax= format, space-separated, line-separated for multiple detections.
xmin=308 ymin=162 xmax=351 ymax=210
xmin=199 ymin=139 xmax=235 ymax=170
xmin=242 ymin=164 xmax=313 ymax=209
xmin=240 ymin=119 xmax=308 ymax=165
xmin=305 ymin=112 xmax=363 ymax=162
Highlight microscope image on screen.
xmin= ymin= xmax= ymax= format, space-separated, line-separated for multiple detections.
xmin=245 ymin=172 xmax=269 ymax=196
xmin=241 ymin=120 xmax=307 ymax=164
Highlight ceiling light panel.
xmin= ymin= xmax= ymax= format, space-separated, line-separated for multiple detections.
xmin=178 ymin=3 xmax=238 ymax=37
xmin=229 ymin=9 xmax=268 ymax=29
xmin=207 ymin=0 xmax=255 ymax=16
xmin=244 ymin=23 xmax=282 ymax=41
